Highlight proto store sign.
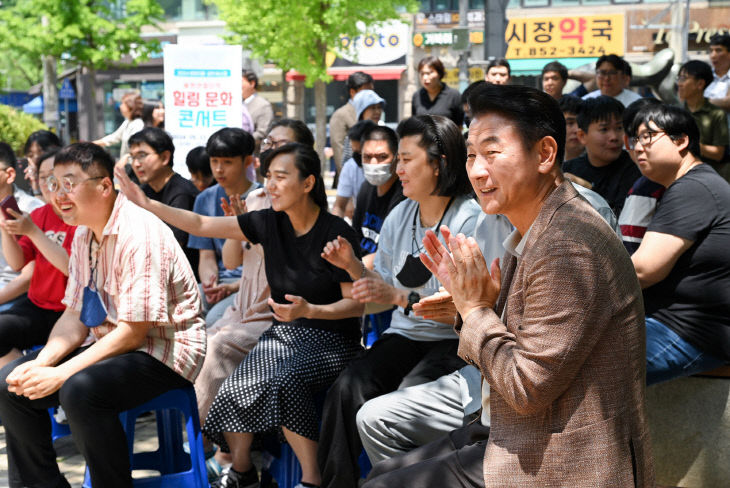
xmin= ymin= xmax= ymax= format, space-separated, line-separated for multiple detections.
xmin=164 ymin=44 xmax=242 ymax=177
xmin=337 ymin=21 xmax=409 ymax=65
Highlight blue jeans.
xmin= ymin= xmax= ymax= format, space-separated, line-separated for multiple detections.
xmin=646 ymin=316 xmax=725 ymax=386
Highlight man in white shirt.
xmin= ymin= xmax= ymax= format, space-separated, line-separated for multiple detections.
xmin=583 ymin=54 xmax=642 ymax=107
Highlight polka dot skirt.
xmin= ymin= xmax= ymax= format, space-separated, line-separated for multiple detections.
xmin=203 ymin=323 xmax=361 ymax=450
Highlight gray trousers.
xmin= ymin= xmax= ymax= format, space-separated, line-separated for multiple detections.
xmin=356 ymin=366 xmax=482 ymax=464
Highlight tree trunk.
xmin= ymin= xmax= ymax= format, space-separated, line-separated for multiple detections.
xmin=314 ymin=78 xmax=327 ymax=179
xmin=41 ymin=54 xmax=59 ymax=133
xmin=281 ymin=70 xmax=288 ymax=118
xmin=86 ymin=66 xmax=99 ymax=141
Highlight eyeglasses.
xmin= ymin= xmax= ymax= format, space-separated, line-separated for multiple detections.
xmin=628 ymin=130 xmax=668 ymax=150
xmin=129 ymin=151 xmax=153 ymax=163
xmin=596 ymin=69 xmax=620 ymax=78
xmin=676 ymin=75 xmax=692 ymax=82
xmin=261 ymin=137 xmax=290 ymax=150
xmin=47 ymin=176 xmax=104 ymax=194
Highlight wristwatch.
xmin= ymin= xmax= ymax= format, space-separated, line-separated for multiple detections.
xmin=403 ymin=291 xmax=421 ymax=316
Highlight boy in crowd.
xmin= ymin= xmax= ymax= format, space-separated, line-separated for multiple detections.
xmin=128 ymin=128 xmax=200 ymax=274
xmin=563 ymin=96 xmax=641 ymax=215
xmin=189 ymin=128 xmax=262 ymax=325
xmin=0 ymin=142 xmax=206 ymax=488
xmin=541 ymin=61 xmax=568 ymax=99
xmin=186 ymin=146 xmax=216 ymax=192
xmin=484 ymin=58 xmax=510 ymax=85
xmin=558 ymin=95 xmax=585 ymax=161
xmin=583 ymin=54 xmax=642 ymax=107
xmin=0 ymin=143 xmax=44 ymax=312
xmin=677 ymin=60 xmax=729 ymax=177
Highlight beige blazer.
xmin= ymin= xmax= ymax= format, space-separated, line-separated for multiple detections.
xmin=458 ymin=181 xmax=655 ymax=487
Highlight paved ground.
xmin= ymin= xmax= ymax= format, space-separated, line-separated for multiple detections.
xmin=0 ymin=415 xmax=160 ymax=488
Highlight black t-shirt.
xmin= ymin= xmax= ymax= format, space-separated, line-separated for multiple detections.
xmin=643 ymin=164 xmax=730 ymax=360
xmin=562 ymin=150 xmax=640 ymax=216
xmin=352 ymin=179 xmax=405 ymax=256
xmin=237 ymin=208 xmax=361 ymax=339
xmin=143 ymin=173 xmax=200 ymax=273
xmin=411 ymin=84 xmax=464 ymax=127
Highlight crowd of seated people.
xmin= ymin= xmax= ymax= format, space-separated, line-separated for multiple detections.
xmin=0 ymin=41 xmax=729 ymax=488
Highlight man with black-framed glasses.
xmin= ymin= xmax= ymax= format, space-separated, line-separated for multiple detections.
xmin=582 ymin=54 xmax=642 ymax=107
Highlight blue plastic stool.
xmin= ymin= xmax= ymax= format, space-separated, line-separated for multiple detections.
xmin=49 ymin=407 xmax=71 ymax=442
xmin=82 ymin=386 xmax=208 ymax=488
xmin=262 ymin=444 xmax=371 ymax=488
xmin=364 ymin=311 xmax=392 ymax=347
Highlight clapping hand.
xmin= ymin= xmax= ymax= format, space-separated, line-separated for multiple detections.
xmin=220 ymin=194 xmax=247 ymax=217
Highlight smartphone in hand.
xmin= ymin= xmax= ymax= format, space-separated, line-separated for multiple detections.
xmin=0 ymin=195 xmax=21 ymax=220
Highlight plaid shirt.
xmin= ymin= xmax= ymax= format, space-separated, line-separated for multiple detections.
xmin=63 ymin=193 xmax=206 ymax=383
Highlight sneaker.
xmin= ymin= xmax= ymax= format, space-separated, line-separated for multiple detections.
xmin=211 ymin=467 xmax=258 ymax=488
xmin=206 ymin=456 xmax=224 ymax=481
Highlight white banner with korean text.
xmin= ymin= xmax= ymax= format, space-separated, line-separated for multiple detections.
xmin=164 ymin=44 xmax=242 ymax=177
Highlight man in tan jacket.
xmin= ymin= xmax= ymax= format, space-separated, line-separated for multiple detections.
xmin=421 ymin=84 xmax=654 ymax=487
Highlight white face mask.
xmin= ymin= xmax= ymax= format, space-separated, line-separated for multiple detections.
xmin=362 ymin=163 xmax=393 ymax=186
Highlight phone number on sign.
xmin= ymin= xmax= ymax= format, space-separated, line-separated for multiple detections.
xmin=510 ymin=45 xmax=608 ymax=58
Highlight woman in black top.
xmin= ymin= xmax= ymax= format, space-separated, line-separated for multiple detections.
xmin=411 ymin=56 xmax=464 ymax=127
xmin=116 ymin=143 xmax=363 ymax=488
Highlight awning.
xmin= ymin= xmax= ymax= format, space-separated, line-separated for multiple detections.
xmin=508 ymin=57 xmax=598 ymax=76
xmin=22 ymin=96 xmax=78 ymax=115
xmin=285 ymin=65 xmax=407 ymax=82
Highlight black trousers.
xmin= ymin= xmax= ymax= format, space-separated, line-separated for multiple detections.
xmin=0 ymin=296 xmax=63 ymax=356
xmin=0 ymin=348 xmax=190 ymax=488
xmin=318 ymin=333 xmax=465 ymax=488
xmin=362 ymin=422 xmax=490 ymax=488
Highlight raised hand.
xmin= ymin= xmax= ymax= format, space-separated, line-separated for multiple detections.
xmin=445 ymin=233 xmax=501 ymax=320
xmin=420 ymin=225 xmax=455 ymax=292
xmin=321 ymin=235 xmax=359 ymax=274
xmin=114 ymin=165 xmax=149 ymax=209
xmin=221 ymin=194 xmax=247 ymax=217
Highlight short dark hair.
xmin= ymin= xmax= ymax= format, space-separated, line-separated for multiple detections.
xmin=242 ymin=69 xmax=259 ymax=89
xmin=629 ymin=104 xmax=701 ymax=159
xmin=396 ymin=115 xmax=472 ymax=197
xmin=596 ymin=54 xmax=627 ymax=74
xmin=417 ymin=56 xmax=445 ymax=79
xmin=142 ymin=100 xmax=164 ymax=128
xmin=487 ymin=58 xmax=511 ymax=75
xmin=24 ymin=130 xmax=61 ymax=156
xmin=468 ymin=84 xmax=566 ymax=168
xmin=38 ymin=148 xmax=60 ymax=168
xmin=623 ymin=98 xmax=662 ymax=137
xmin=206 ymin=128 xmax=255 ymax=159
xmin=128 ymin=127 xmax=175 ymax=164
xmin=558 ymin=95 xmax=584 ymax=116
xmin=269 ymin=119 xmax=314 ymax=146
xmin=576 ymin=96 xmax=625 ymax=132
xmin=542 ymin=61 xmax=568 ymax=81
xmin=266 ymin=142 xmax=328 ymax=210
xmin=0 ymin=142 xmax=16 ymax=169
xmin=710 ymin=33 xmax=730 ymax=51
xmin=347 ymin=71 xmax=374 ymax=92
xmin=361 ymin=125 xmax=398 ymax=157
xmin=185 ymin=146 xmax=211 ymax=177
xmin=55 ymin=142 xmax=115 ymax=179
xmin=348 ymin=120 xmax=377 ymax=143
xmin=679 ymin=60 xmax=714 ymax=91
xmin=461 ymin=80 xmax=487 ymax=105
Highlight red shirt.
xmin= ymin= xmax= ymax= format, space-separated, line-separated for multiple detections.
xmin=18 ymin=204 xmax=76 ymax=311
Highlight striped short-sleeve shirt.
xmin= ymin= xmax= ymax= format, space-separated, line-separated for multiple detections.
xmin=63 ymin=193 xmax=206 ymax=383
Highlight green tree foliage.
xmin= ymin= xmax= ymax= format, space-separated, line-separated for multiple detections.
xmin=0 ymin=104 xmax=48 ymax=154
xmin=0 ymin=0 xmax=165 ymax=72
xmin=211 ymin=0 xmax=417 ymax=83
